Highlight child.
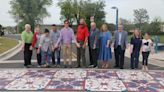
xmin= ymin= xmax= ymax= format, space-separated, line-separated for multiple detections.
xmin=141 ymin=33 xmax=153 ymax=71
xmin=38 ymin=29 xmax=53 ymax=68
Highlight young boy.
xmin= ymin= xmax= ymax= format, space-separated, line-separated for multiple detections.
xmin=38 ymin=29 xmax=53 ymax=68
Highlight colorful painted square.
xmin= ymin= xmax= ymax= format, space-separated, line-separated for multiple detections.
xmin=85 ymin=78 xmax=126 ymax=91
xmin=45 ymin=78 xmax=85 ymax=91
xmin=54 ymin=69 xmax=86 ymax=79
xmin=148 ymin=71 xmax=164 ymax=81
xmin=123 ymin=80 xmax=164 ymax=92
xmin=87 ymin=70 xmax=118 ymax=79
xmin=116 ymin=70 xmax=154 ymax=80
xmin=4 ymin=77 xmax=51 ymax=90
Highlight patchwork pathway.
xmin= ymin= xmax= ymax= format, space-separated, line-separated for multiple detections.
xmin=0 ymin=69 xmax=163 ymax=92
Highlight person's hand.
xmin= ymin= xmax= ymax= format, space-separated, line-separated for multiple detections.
xmin=82 ymin=44 xmax=86 ymax=49
xmin=21 ymin=46 xmax=24 ymax=51
xmin=76 ymin=43 xmax=80 ymax=48
xmin=37 ymin=48 xmax=40 ymax=54
xmin=93 ymin=44 xmax=96 ymax=49
xmin=54 ymin=44 xmax=58 ymax=49
xmin=29 ymin=46 xmax=33 ymax=50
xmin=106 ymin=44 xmax=109 ymax=48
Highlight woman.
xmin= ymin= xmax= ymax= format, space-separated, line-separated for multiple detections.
xmin=21 ymin=24 xmax=33 ymax=68
xmin=98 ymin=24 xmax=112 ymax=69
xmin=130 ymin=29 xmax=142 ymax=69
xmin=38 ymin=29 xmax=53 ymax=68
xmin=31 ymin=26 xmax=42 ymax=67
xmin=141 ymin=33 xmax=153 ymax=71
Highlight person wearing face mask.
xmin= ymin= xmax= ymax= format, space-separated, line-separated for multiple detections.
xmin=76 ymin=18 xmax=89 ymax=68
xmin=21 ymin=24 xmax=33 ymax=68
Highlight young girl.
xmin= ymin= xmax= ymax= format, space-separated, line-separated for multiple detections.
xmin=141 ymin=33 xmax=153 ymax=71
xmin=31 ymin=26 xmax=42 ymax=67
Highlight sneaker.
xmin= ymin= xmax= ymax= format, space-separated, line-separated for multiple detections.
xmin=37 ymin=65 xmax=41 ymax=68
xmin=88 ymin=65 xmax=94 ymax=68
xmin=145 ymin=66 xmax=149 ymax=71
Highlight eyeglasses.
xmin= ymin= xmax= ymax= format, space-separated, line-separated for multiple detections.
xmin=65 ymin=22 xmax=69 ymax=24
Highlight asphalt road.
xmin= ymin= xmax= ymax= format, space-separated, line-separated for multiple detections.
xmin=2 ymin=34 xmax=164 ymax=70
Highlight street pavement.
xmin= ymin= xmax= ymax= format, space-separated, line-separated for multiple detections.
xmin=2 ymin=34 xmax=164 ymax=70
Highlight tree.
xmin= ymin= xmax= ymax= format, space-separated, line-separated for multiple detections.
xmin=150 ymin=17 xmax=163 ymax=34
xmin=133 ymin=8 xmax=149 ymax=30
xmin=58 ymin=0 xmax=106 ymax=28
xmin=9 ymin=0 xmax=52 ymax=32
xmin=120 ymin=18 xmax=135 ymax=32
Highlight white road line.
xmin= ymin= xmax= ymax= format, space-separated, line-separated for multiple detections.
xmin=0 ymin=59 xmax=77 ymax=64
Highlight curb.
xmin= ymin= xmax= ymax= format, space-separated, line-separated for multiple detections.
xmin=0 ymin=40 xmax=22 ymax=61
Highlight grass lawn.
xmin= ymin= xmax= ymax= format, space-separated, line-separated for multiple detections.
xmin=0 ymin=37 xmax=18 ymax=54
xmin=128 ymin=35 xmax=164 ymax=43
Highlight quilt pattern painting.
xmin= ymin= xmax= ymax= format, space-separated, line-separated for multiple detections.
xmin=0 ymin=69 xmax=163 ymax=92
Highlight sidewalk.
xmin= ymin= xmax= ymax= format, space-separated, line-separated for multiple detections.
xmin=124 ymin=45 xmax=164 ymax=68
xmin=0 ymin=69 xmax=163 ymax=92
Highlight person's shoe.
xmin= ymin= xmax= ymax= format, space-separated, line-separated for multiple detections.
xmin=114 ymin=65 xmax=119 ymax=68
xmin=24 ymin=66 xmax=30 ymax=68
xmin=120 ymin=67 xmax=124 ymax=69
xmin=37 ymin=65 xmax=41 ymax=68
xmin=145 ymin=66 xmax=149 ymax=71
xmin=75 ymin=65 xmax=81 ymax=68
xmin=131 ymin=67 xmax=134 ymax=69
xmin=88 ymin=65 xmax=94 ymax=68
xmin=56 ymin=65 xmax=61 ymax=68
xmin=64 ymin=65 xmax=67 ymax=68
xmin=142 ymin=66 xmax=145 ymax=71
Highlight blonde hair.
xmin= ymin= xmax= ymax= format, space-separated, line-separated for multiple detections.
xmin=100 ymin=24 xmax=108 ymax=32
xmin=133 ymin=28 xmax=141 ymax=38
xmin=25 ymin=24 xmax=31 ymax=29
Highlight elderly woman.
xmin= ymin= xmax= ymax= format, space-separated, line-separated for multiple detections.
xmin=21 ymin=24 xmax=33 ymax=68
xmin=98 ymin=24 xmax=112 ymax=69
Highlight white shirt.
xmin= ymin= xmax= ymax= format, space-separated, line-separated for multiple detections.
xmin=142 ymin=39 xmax=153 ymax=52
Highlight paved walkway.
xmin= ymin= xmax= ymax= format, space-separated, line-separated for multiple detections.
xmin=0 ymin=69 xmax=163 ymax=92
xmin=123 ymin=45 xmax=164 ymax=68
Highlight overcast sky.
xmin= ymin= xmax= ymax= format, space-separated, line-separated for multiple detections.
xmin=0 ymin=0 xmax=164 ymax=26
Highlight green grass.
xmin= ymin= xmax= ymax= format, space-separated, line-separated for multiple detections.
xmin=128 ymin=35 xmax=164 ymax=43
xmin=0 ymin=37 xmax=18 ymax=54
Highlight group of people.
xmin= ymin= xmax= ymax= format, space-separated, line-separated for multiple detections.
xmin=21 ymin=18 xmax=153 ymax=71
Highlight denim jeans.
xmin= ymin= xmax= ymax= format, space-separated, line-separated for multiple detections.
xmin=41 ymin=49 xmax=52 ymax=65
xmin=131 ymin=51 xmax=140 ymax=69
xmin=52 ymin=48 xmax=61 ymax=65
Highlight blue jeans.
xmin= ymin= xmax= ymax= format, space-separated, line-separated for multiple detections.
xmin=52 ymin=49 xmax=61 ymax=65
xmin=41 ymin=50 xmax=52 ymax=65
xmin=130 ymin=51 xmax=139 ymax=69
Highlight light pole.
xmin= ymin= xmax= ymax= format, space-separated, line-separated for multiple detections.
xmin=111 ymin=6 xmax=119 ymax=31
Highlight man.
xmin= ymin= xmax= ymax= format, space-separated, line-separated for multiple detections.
xmin=50 ymin=24 xmax=61 ymax=67
xmin=56 ymin=20 xmax=80 ymax=68
xmin=21 ymin=24 xmax=33 ymax=68
xmin=113 ymin=24 xmax=128 ymax=69
xmin=88 ymin=22 xmax=99 ymax=68
xmin=76 ymin=18 xmax=89 ymax=68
